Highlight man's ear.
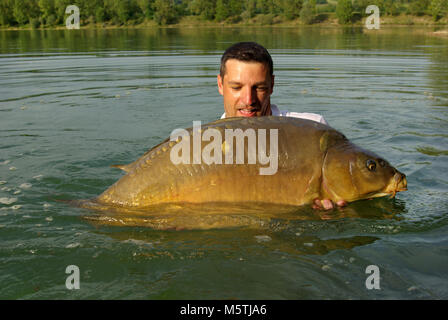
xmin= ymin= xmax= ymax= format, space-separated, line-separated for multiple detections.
xmin=217 ymin=74 xmax=224 ymax=96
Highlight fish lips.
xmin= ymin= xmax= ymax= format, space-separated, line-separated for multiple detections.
xmin=385 ymin=172 xmax=408 ymax=198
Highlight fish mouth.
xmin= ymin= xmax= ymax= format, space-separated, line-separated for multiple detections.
xmin=384 ymin=172 xmax=408 ymax=198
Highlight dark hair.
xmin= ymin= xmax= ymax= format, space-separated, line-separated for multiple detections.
xmin=220 ymin=42 xmax=273 ymax=79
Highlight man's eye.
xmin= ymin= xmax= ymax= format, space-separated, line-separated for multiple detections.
xmin=257 ymin=87 xmax=268 ymax=91
xmin=231 ymin=87 xmax=241 ymax=90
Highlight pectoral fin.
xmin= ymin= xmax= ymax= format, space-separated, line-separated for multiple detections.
xmin=110 ymin=164 xmax=131 ymax=172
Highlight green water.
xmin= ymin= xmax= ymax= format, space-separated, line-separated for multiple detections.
xmin=0 ymin=26 xmax=447 ymax=299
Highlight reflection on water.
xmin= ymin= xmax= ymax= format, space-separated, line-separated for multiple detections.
xmin=81 ymin=197 xmax=407 ymax=230
xmin=100 ymin=226 xmax=380 ymax=258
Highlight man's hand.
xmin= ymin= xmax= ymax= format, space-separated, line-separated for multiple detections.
xmin=312 ymin=199 xmax=347 ymax=210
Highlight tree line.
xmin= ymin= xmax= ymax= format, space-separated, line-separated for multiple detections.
xmin=0 ymin=0 xmax=446 ymax=28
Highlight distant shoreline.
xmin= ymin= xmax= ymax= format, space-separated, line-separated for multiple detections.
xmin=1 ymin=14 xmax=447 ymax=31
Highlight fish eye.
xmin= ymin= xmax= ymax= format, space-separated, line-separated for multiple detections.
xmin=366 ymin=159 xmax=377 ymax=172
xmin=378 ymin=159 xmax=386 ymax=167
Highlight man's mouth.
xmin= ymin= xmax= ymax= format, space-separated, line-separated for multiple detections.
xmin=237 ymin=108 xmax=258 ymax=117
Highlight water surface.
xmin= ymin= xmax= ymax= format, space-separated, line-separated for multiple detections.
xmin=0 ymin=27 xmax=447 ymax=299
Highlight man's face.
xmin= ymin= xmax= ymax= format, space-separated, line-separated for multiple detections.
xmin=217 ymin=59 xmax=274 ymax=118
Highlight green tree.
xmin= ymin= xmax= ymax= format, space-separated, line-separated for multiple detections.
xmin=54 ymin=0 xmax=73 ymax=25
xmin=336 ymin=0 xmax=354 ymax=24
xmin=116 ymin=0 xmax=131 ymax=23
xmin=383 ymin=0 xmax=399 ymax=16
xmin=352 ymin=0 xmax=373 ymax=17
xmin=256 ymin=0 xmax=277 ymax=14
xmin=0 ymin=0 xmax=15 ymax=26
xmin=215 ymin=0 xmax=229 ymax=21
xmin=242 ymin=0 xmax=257 ymax=19
xmin=137 ymin=0 xmax=155 ymax=19
xmin=12 ymin=0 xmax=29 ymax=25
xmin=229 ymin=0 xmax=243 ymax=17
xmin=300 ymin=0 xmax=316 ymax=24
xmin=408 ymin=0 xmax=430 ymax=16
xmin=429 ymin=0 xmax=447 ymax=21
xmin=152 ymin=0 xmax=177 ymax=25
xmin=38 ymin=0 xmax=55 ymax=19
xmin=279 ymin=0 xmax=303 ymax=20
xmin=188 ymin=0 xmax=216 ymax=20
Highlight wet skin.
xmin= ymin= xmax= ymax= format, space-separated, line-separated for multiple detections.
xmin=217 ymin=59 xmax=274 ymax=118
xmin=217 ymin=59 xmax=341 ymax=210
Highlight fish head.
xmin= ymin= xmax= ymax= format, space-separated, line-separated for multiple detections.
xmin=322 ymin=144 xmax=407 ymax=203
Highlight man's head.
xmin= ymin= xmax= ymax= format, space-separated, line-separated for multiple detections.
xmin=217 ymin=42 xmax=275 ymax=118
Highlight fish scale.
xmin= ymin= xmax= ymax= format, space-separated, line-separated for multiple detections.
xmin=87 ymin=116 xmax=406 ymax=209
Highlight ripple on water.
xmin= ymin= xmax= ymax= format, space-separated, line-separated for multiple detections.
xmin=0 ymin=197 xmax=18 ymax=205
xmin=19 ymin=183 xmax=32 ymax=189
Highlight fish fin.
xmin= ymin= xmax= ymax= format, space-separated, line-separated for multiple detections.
xmin=110 ymin=164 xmax=130 ymax=172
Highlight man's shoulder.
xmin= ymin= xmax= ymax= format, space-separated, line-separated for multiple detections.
xmin=274 ymin=106 xmax=328 ymax=125
xmin=282 ymin=111 xmax=328 ymax=125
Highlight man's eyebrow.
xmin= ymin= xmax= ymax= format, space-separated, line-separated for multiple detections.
xmin=227 ymin=81 xmax=269 ymax=86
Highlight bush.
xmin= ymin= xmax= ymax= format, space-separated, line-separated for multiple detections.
xmin=215 ymin=0 xmax=229 ymax=22
xmin=408 ymin=0 xmax=430 ymax=16
xmin=336 ymin=0 xmax=353 ymax=24
xmin=96 ymin=7 xmax=106 ymax=23
xmin=255 ymin=13 xmax=275 ymax=25
xmin=153 ymin=0 xmax=178 ymax=25
xmin=429 ymin=0 xmax=447 ymax=21
xmin=46 ymin=14 xmax=57 ymax=26
xmin=300 ymin=0 xmax=316 ymax=24
xmin=281 ymin=0 xmax=304 ymax=20
xmin=316 ymin=3 xmax=335 ymax=14
xmin=30 ymin=17 xmax=41 ymax=29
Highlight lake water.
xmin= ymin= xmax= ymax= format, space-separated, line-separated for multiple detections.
xmin=0 ymin=27 xmax=447 ymax=299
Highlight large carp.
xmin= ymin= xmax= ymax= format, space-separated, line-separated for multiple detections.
xmin=91 ymin=116 xmax=407 ymax=210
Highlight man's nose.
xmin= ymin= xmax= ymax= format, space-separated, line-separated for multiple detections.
xmin=241 ymin=87 xmax=256 ymax=106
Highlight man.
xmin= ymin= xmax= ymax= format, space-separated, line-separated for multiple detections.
xmin=217 ymin=41 xmax=328 ymax=125
xmin=217 ymin=42 xmax=339 ymax=210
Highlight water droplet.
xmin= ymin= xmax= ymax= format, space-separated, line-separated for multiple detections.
xmin=66 ymin=243 xmax=81 ymax=249
xmin=255 ymin=235 xmax=272 ymax=243
xmin=303 ymin=242 xmax=314 ymax=247
xmin=322 ymin=265 xmax=331 ymax=271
